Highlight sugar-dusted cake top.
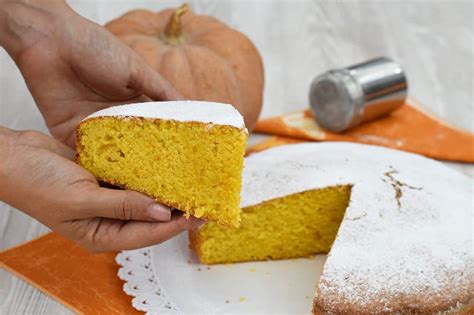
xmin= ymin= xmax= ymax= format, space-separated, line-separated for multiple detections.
xmin=241 ymin=142 xmax=473 ymax=313
xmin=83 ymin=101 xmax=246 ymax=130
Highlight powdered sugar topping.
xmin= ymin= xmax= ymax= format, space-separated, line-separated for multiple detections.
xmin=241 ymin=142 xmax=473 ymax=312
xmin=83 ymin=101 xmax=246 ymax=130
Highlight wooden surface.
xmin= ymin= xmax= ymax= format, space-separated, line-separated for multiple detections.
xmin=0 ymin=0 xmax=472 ymax=314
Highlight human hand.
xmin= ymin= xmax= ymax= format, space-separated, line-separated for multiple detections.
xmin=0 ymin=127 xmax=202 ymax=252
xmin=0 ymin=0 xmax=182 ymax=148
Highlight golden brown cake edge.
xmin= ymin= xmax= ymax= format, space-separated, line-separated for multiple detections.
xmin=312 ymin=281 xmax=474 ymax=314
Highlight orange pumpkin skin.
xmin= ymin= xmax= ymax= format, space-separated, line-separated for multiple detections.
xmin=105 ymin=6 xmax=264 ymax=130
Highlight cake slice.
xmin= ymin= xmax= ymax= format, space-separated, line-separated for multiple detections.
xmin=76 ymin=101 xmax=247 ymax=227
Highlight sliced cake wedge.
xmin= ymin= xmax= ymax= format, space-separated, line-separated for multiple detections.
xmin=76 ymin=101 xmax=247 ymax=227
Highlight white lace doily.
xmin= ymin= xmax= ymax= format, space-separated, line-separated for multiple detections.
xmin=116 ymin=248 xmax=179 ymax=314
xmin=115 ymin=233 xmax=325 ymax=314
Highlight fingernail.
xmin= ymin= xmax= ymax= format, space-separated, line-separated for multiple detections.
xmin=147 ymin=204 xmax=172 ymax=221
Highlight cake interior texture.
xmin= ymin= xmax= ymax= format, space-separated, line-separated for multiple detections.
xmin=77 ymin=117 xmax=247 ymax=227
xmin=190 ymin=185 xmax=351 ymax=264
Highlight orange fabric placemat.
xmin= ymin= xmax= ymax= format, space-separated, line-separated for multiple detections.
xmin=254 ymin=98 xmax=474 ymax=162
xmin=0 ymin=232 xmax=139 ymax=314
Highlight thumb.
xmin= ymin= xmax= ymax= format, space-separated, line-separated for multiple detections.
xmin=79 ymin=187 xmax=172 ymax=222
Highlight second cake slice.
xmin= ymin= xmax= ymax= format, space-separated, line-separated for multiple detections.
xmin=76 ymin=101 xmax=247 ymax=227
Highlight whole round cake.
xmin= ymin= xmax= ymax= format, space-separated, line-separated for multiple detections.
xmin=190 ymin=142 xmax=473 ymax=314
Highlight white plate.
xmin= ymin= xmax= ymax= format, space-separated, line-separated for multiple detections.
xmin=151 ymin=233 xmax=326 ymax=314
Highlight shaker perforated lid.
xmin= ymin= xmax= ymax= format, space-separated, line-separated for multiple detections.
xmin=309 ymin=57 xmax=408 ymax=132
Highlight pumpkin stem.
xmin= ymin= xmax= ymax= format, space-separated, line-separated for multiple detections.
xmin=163 ymin=3 xmax=189 ymax=45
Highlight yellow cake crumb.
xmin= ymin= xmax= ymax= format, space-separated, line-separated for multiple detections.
xmin=190 ymin=186 xmax=351 ymax=264
xmin=77 ymin=117 xmax=247 ymax=227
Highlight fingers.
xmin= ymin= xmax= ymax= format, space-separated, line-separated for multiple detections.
xmin=113 ymin=213 xmax=204 ymax=250
xmin=78 ymin=187 xmax=172 ymax=222
xmin=77 ymin=213 xmax=204 ymax=252
xmin=130 ymin=94 xmax=152 ymax=103
xmin=137 ymin=59 xmax=184 ymax=101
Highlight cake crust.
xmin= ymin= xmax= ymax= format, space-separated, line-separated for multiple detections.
xmin=312 ymin=283 xmax=474 ymax=314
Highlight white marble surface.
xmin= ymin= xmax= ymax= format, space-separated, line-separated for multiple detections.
xmin=0 ymin=0 xmax=472 ymax=314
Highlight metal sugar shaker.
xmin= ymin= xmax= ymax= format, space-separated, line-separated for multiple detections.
xmin=309 ymin=57 xmax=408 ymax=132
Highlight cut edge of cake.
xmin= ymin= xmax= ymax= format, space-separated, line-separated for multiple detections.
xmin=76 ymin=101 xmax=248 ymax=228
xmin=189 ymin=185 xmax=352 ymax=265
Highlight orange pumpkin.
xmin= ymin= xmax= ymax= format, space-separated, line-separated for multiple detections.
xmin=105 ymin=4 xmax=264 ymax=129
